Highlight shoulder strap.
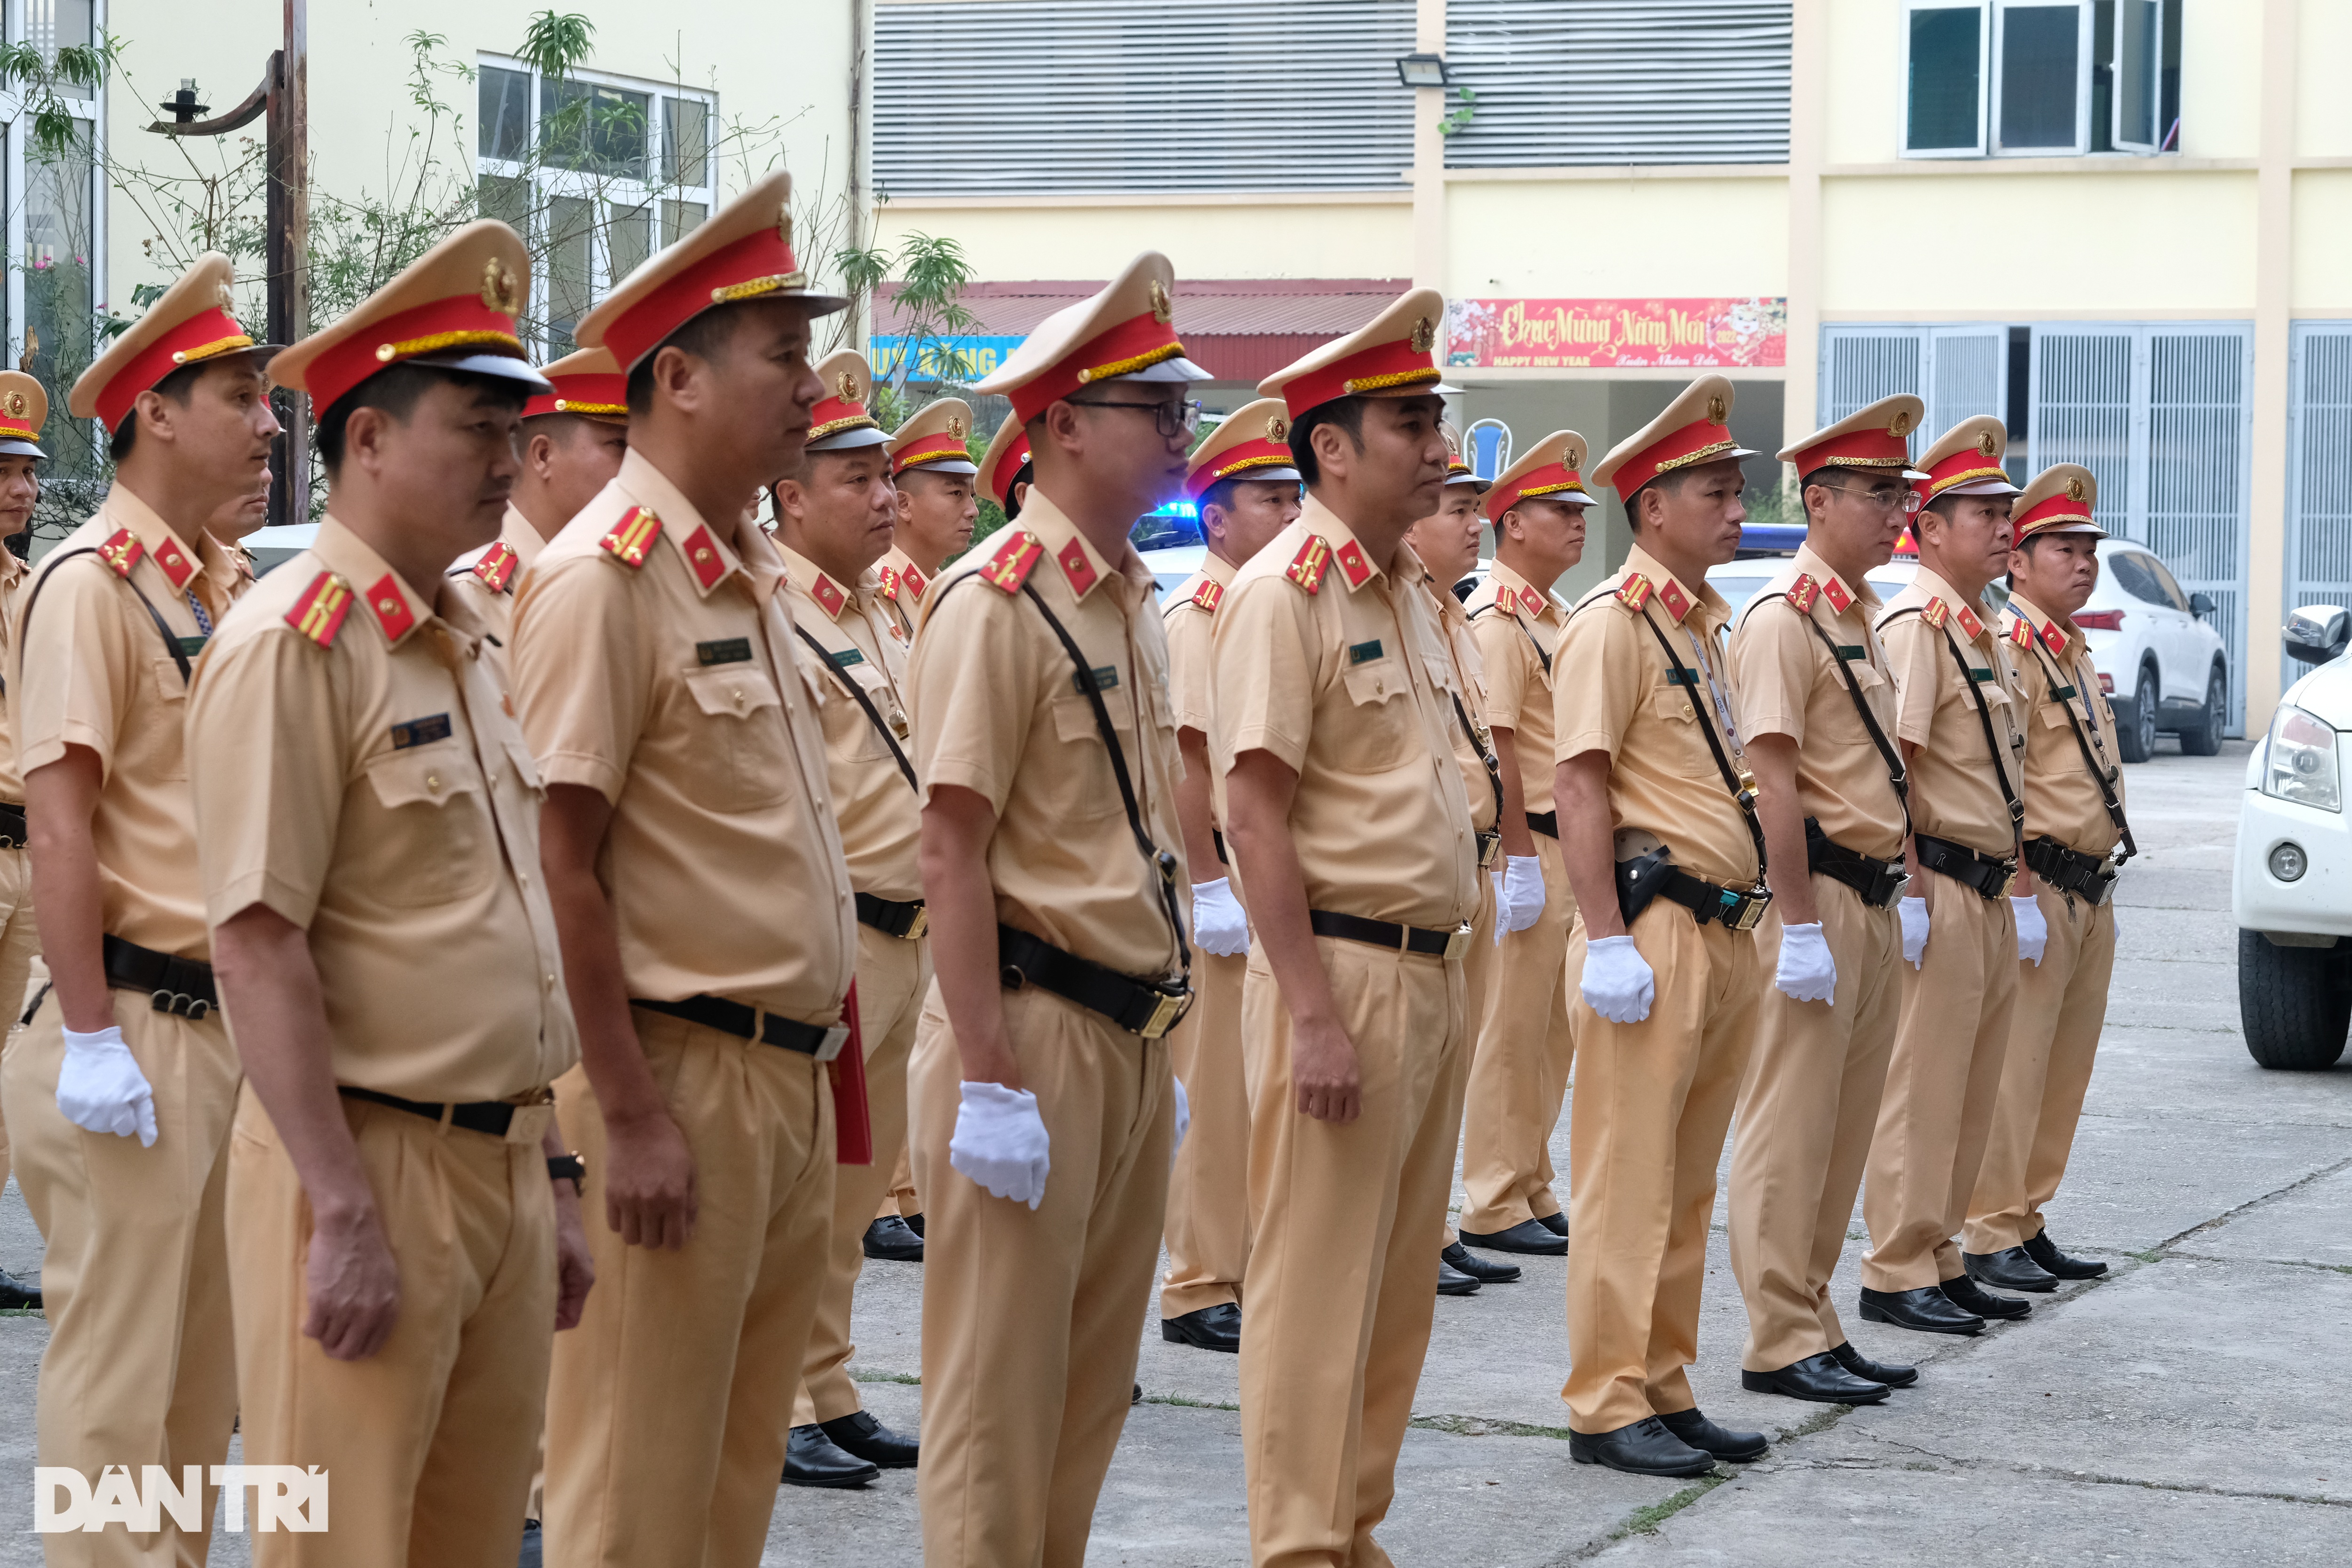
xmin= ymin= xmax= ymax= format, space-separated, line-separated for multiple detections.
xmin=1446 ymin=689 xmax=1507 ymax=835
xmin=2024 ymin=638 xmax=2139 ymax=863
xmin=1795 ymin=611 xmax=1911 ymax=843
xmin=1470 ymin=595 xmax=1555 ymax=677
xmin=17 ymin=547 xmax=196 ymax=689
xmin=1633 ymin=607 xmax=1768 ymax=884
xmin=791 ymin=621 xmax=919 ymax=793
xmin=1938 ymin=622 xmax=2024 ymax=843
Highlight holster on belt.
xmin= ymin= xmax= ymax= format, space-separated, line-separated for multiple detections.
xmin=2025 ymin=835 xmax=2119 ymax=907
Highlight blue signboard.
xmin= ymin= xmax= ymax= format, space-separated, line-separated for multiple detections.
xmin=867 ymin=335 xmax=1027 ymax=385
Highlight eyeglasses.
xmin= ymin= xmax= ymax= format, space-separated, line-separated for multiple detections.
xmin=1819 ymin=482 xmax=1923 ymax=516
xmin=1066 ymin=397 xmax=1204 ymax=439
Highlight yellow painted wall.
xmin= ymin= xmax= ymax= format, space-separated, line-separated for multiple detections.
xmin=2296 ymin=0 xmax=2352 ymax=157
xmin=873 ymin=200 xmax=1412 ymax=283
xmin=2291 ymin=169 xmax=2352 ymax=312
xmin=1822 ymin=0 xmax=1903 ymax=166
xmin=1446 ymin=177 xmax=1789 ymax=297
xmin=2179 ymin=0 xmax=2261 ymax=158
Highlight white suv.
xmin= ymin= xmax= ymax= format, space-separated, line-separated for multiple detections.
xmin=2085 ymin=541 xmax=2230 ymax=761
xmin=2233 ymin=605 xmax=2352 ymax=1069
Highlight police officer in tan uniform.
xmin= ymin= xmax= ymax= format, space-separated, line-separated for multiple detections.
xmin=1962 ymin=463 xmax=2128 ymax=1290
xmin=5 ymin=253 xmax=276 ymax=1562
xmin=446 ymin=347 xmax=627 ymax=657
xmin=1216 ymin=291 xmax=1479 ymax=1566
xmin=192 ymin=221 xmax=589 ymax=1568
xmin=1859 ymin=415 xmax=2038 ymax=1337
xmin=1160 ymin=398 xmax=1298 ymax=1348
xmin=1725 ymin=397 xmax=1928 ymax=1405
xmin=905 ymin=252 xmax=1201 ymax=1565
xmin=876 ymin=395 xmax=981 ymax=648
xmin=0 ymin=370 xmax=49 ymax=1301
xmin=1459 ymin=430 xmax=1594 ymax=1263
xmin=769 ymin=349 xmax=927 ymax=1486
xmin=1554 ymin=376 xmax=1770 ymax=1477
xmin=511 ymin=172 xmax=862 ymax=1568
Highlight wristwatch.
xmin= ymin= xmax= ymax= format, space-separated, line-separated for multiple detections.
xmin=548 ymin=1152 xmax=586 ymax=1196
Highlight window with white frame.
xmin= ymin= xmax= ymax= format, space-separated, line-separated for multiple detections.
xmin=11 ymin=0 xmax=107 ymax=489
xmin=1904 ymin=0 xmax=2180 ymax=159
xmin=475 ymin=57 xmax=715 ymax=356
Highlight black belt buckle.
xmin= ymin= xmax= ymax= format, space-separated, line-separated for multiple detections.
xmin=1476 ymin=828 xmax=1501 ymax=870
xmin=1716 ymin=883 xmax=1772 ymax=932
xmin=1867 ymin=862 xmax=1910 ymax=907
xmin=856 ymin=892 xmax=930 ymax=941
xmin=1136 ymin=984 xmax=1192 ymax=1040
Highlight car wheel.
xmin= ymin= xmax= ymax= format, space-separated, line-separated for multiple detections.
xmin=2177 ymin=662 xmax=2226 ymax=756
xmin=2116 ymin=663 xmax=2158 ymax=763
xmin=2238 ymin=929 xmax=2352 ymax=1070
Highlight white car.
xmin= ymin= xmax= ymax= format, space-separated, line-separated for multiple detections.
xmin=2233 ymin=605 xmax=2352 ymax=1070
xmin=2084 ymin=541 xmax=2230 ymax=762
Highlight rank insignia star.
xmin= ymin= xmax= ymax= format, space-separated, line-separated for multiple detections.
xmin=680 ymin=525 xmax=726 ymax=591
xmin=97 ymin=527 xmax=146 ymax=579
xmin=2042 ymin=622 xmax=2067 ymax=655
xmin=810 ymin=571 xmax=847 ymax=619
xmin=151 ymin=533 xmax=196 ymax=590
xmin=472 ymin=541 xmax=520 ymax=594
xmin=1518 ymin=585 xmax=1546 ymax=618
xmin=1334 ymin=538 xmax=1372 ymax=589
xmin=364 ymin=574 xmax=416 ymax=641
xmin=1614 ymin=572 xmax=1653 ymax=612
xmin=600 ymin=506 xmax=662 ymax=570
xmin=1655 ymin=577 xmax=1692 ymax=623
xmin=903 ymin=564 xmax=929 ymax=600
xmin=980 ymin=531 xmax=1044 ymax=594
xmin=1957 ymin=604 xmax=1985 ymax=640
xmin=1056 ymin=537 xmax=1099 ymax=597
xmin=1821 ymin=575 xmax=1853 ymax=614
xmin=1785 ymin=573 xmax=1821 ymax=613
xmin=1287 ymin=536 xmax=1331 ymax=595
xmin=284 ymin=571 xmax=353 ymax=647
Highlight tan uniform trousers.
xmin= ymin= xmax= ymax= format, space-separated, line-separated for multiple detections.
xmin=908 ymin=979 xmax=1174 ymax=1568
xmin=876 ymin=1145 xmax=920 ymax=1221
xmin=543 ymin=1009 xmax=834 ymax=1568
xmin=1460 ymin=835 xmax=1576 ymax=1234
xmin=0 ymin=845 xmax=41 ymax=1180
xmin=2 ymin=992 xmax=239 ymax=1568
xmin=1964 ymin=889 xmax=2115 ymax=1254
xmin=1240 ymin=934 xmax=1469 ymax=1568
xmin=227 ymin=1089 xmax=556 ymax=1568
xmin=794 ymin=924 xmax=930 ymax=1426
xmin=1727 ymin=879 xmax=1903 ymax=1372
xmin=1439 ymin=876 xmax=1496 ymax=1250
xmin=1861 ymin=876 xmax=2018 ymax=1290
xmin=1161 ymin=947 xmax=1249 ymax=1317
xmin=1562 ymin=903 xmax=1760 ymax=1433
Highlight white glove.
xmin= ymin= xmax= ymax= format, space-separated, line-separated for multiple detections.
xmin=1899 ymin=898 xmax=1931 ymax=969
xmin=1774 ymin=922 xmax=1838 ymax=1005
xmin=1191 ymin=877 xmax=1249 ymax=958
xmin=2013 ymin=895 xmax=2049 ymax=966
xmin=1171 ymin=1076 xmax=1191 ymax=1158
xmin=948 ymin=1081 xmax=1051 ymax=1209
xmin=1492 ymin=855 xmax=1546 ymax=941
xmin=56 ymin=1025 xmax=158 ymax=1147
xmin=1579 ymin=935 xmax=1655 ymax=1024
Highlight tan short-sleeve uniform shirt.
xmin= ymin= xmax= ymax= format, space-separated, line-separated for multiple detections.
xmin=1877 ymin=566 xmax=2024 ymax=860
xmin=189 ymin=517 xmax=577 ymax=1101
xmin=1209 ymin=497 xmax=1478 ymax=931
xmin=16 ymin=487 xmax=243 ymax=958
xmin=906 ymin=492 xmax=1187 ymax=982
xmin=0 ymin=546 xmax=29 ymax=803
xmin=1468 ymin=560 xmax=1566 ymax=815
xmin=877 ymin=546 xmax=932 ymax=646
xmin=780 ymin=546 xmax=922 ymax=904
xmin=511 ymin=448 xmax=856 ymax=1025
xmin=1428 ymin=581 xmax=1502 ymax=839
xmin=1553 ymin=543 xmax=1760 ymax=889
xmin=445 ymin=504 xmax=547 ymax=679
xmin=1164 ymin=553 xmax=1237 ymax=747
xmin=2003 ymin=594 xmax=2126 ymax=859
xmin=1729 ymin=544 xmax=1906 ymax=863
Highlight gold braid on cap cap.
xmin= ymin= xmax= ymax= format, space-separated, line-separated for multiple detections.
xmin=1819 ymin=454 xmax=1912 ymax=468
xmin=809 ymin=412 xmax=881 ymax=440
xmin=710 ymin=271 xmax=807 ymax=305
xmin=1342 ymin=366 xmax=1442 ymax=396
xmin=1653 ymin=438 xmax=1738 ymax=473
xmin=1929 ymin=464 xmax=2009 ymax=496
xmin=1209 ymin=451 xmax=1298 ymax=479
xmin=170 ymin=332 xmax=257 ymax=367
xmin=551 ymin=398 xmax=627 ymax=416
xmin=373 ymin=328 xmax=523 ymax=364
xmin=1516 ymin=479 xmax=1590 ymax=499
xmin=1075 ymin=339 xmax=1186 ymax=385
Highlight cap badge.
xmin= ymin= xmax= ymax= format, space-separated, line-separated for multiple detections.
xmin=1888 ymin=410 xmax=1913 ymax=438
xmin=835 ymin=369 xmax=858 ymax=404
xmin=2066 ymin=475 xmax=2088 ymax=503
xmin=1266 ymin=414 xmax=1288 ymax=443
xmin=1148 ymin=279 xmax=1173 ymax=326
xmin=1707 ymin=394 xmax=1728 ymax=425
xmin=215 ymin=283 xmax=235 ymax=310
xmin=1443 ymin=428 xmax=1462 ymax=458
xmin=1410 ymin=316 xmax=1436 ymax=354
xmin=947 ymin=414 xmax=967 ymax=439
xmin=777 ymin=207 xmax=794 ymax=248
xmin=3 ymin=391 xmax=25 ymax=418
xmin=479 ymin=258 xmax=522 ymax=316
xmin=1978 ymin=431 xmax=2000 ymax=457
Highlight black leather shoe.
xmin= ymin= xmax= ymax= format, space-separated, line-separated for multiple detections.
xmin=862 ymin=1216 xmax=924 ymax=1263
xmin=1829 ymin=1340 xmax=1917 ymax=1388
xmin=1940 ymin=1272 xmax=2030 ymax=1320
xmin=0 ymin=1268 xmax=40 ymax=1310
xmin=904 ymin=1212 xmax=924 ymax=1239
xmin=1656 ymin=1407 xmax=1768 ymax=1462
xmin=782 ymin=1424 xmax=879 ymax=1488
xmin=1740 ymin=1352 xmax=1888 ymax=1404
xmin=1858 ymin=1285 xmax=1983 ymax=1336
xmin=820 ymin=1409 xmax=918 ymax=1468
xmin=1161 ymin=1302 xmax=1242 ymax=1352
xmin=1569 ymin=1416 xmax=1715 ymax=1477
xmin=1436 ymin=1256 xmax=1482 ymax=1297
xmin=1441 ymin=1241 xmax=1521 ymax=1283
xmin=1456 ymin=1218 xmax=1569 ymax=1256
xmin=1534 ymin=1210 xmax=1569 ymax=1238
xmin=1963 ymin=1246 xmax=2058 ymax=1293
xmin=2022 ymin=1229 xmax=2107 ymax=1280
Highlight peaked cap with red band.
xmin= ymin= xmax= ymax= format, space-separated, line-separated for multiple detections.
xmin=1486 ymin=429 xmax=1598 ymax=523
xmin=1439 ymin=421 xmax=1485 ymax=490
xmin=1257 ymin=287 xmax=1454 ymax=423
xmin=524 ymin=345 xmax=626 ymax=423
xmin=270 ymin=221 xmax=549 ymax=416
xmin=2011 ymin=462 xmax=2105 ymax=542
xmin=1186 ymin=398 xmax=1301 ymax=499
xmin=978 ymin=411 xmax=1032 ymax=510
xmin=973 ymin=251 xmax=1208 ymax=425
xmin=1914 ymin=414 xmax=2022 ymax=502
xmin=1779 ymin=394 xmax=1931 ymax=483
xmin=0 ymin=371 xmax=49 ymax=458
xmin=806 ymin=350 xmax=889 ymax=452
xmin=888 ymin=397 xmax=979 ymax=476
xmin=73 ymin=253 xmax=280 ymax=433
xmin=1589 ymin=374 xmax=1759 ymax=502
xmin=577 ymin=170 xmax=847 ymax=374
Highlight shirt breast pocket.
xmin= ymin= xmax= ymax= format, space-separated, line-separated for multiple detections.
xmin=1049 ymin=688 xmax=1140 ymax=821
xmin=1817 ymin=659 xmax=1889 ymax=748
xmin=841 ymin=661 xmax=906 ymax=764
xmin=679 ymin=664 xmax=793 ymax=812
xmin=143 ymin=656 xmax=192 ymax=780
xmin=359 ymin=746 xmax=494 ymax=907
xmin=1330 ymin=660 xmax=1416 ymax=775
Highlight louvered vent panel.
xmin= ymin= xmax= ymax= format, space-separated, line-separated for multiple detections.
xmin=874 ymin=0 xmax=1415 ymax=195
xmin=1443 ymin=1 xmax=1793 ymax=167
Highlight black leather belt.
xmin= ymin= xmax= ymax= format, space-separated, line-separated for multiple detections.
xmin=340 ymin=1085 xmax=548 ymax=1139
xmin=998 ymin=925 xmax=1191 ymax=1038
xmin=0 ymin=801 xmax=24 ymax=849
xmin=855 ymin=891 xmax=929 ymax=940
xmin=1915 ymin=833 xmax=2018 ymax=900
xmin=1804 ymin=818 xmax=1908 ymax=908
xmin=1526 ymin=810 xmax=1558 ymax=839
xmin=1308 ymin=909 xmax=1474 ymax=959
xmin=1615 ymin=849 xmax=1772 ymax=932
xmin=2026 ymin=835 xmax=2119 ymax=906
xmin=630 ymin=995 xmax=851 ymax=1060
xmin=102 ymin=934 xmax=217 ymax=1018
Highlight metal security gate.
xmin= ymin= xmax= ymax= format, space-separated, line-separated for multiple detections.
xmin=2287 ymin=323 xmax=2352 ymax=696
xmin=2031 ymin=322 xmax=2253 ymax=735
xmin=1818 ymin=324 xmax=2006 ymax=452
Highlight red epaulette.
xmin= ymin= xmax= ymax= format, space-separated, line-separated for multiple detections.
xmin=600 ymin=506 xmax=661 ymax=569
xmin=1286 ymin=536 xmax=1332 ymax=595
xmin=878 ymin=565 xmax=901 ymax=601
xmin=285 ymin=571 xmax=353 ymax=648
xmin=2006 ymin=614 xmax=2034 ymax=648
xmin=1922 ymin=597 xmax=1950 ymax=629
xmin=1785 ymin=573 xmax=1821 ymax=613
xmin=472 ymin=541 xmax=520 ymax=594
xmin=1190 ymin=578 xmax=1225 ymax=613
xmin=97 ymin=527 xmax=144 ymax=579
xmin=979 ymin=530 xmax=1044 ymax=594
xmin=1613 ymin=571 xmax=1653 ymax=612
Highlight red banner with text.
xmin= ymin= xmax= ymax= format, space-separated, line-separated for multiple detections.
xmin=1446 ymin=297 xmax=1787 ymax=370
